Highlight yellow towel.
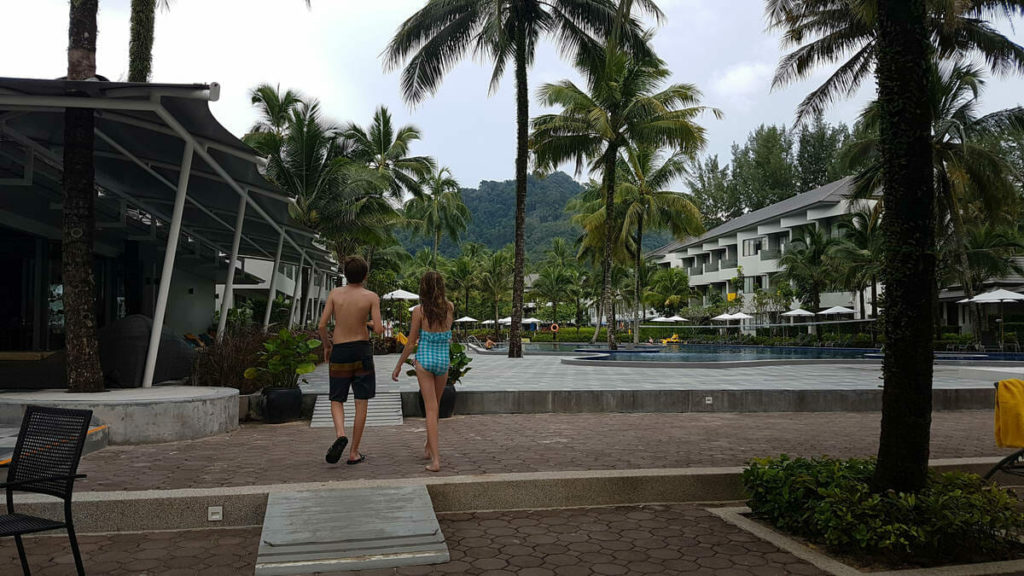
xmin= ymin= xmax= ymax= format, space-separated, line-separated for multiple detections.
xmin=396 ymin=332 xmax=408 ymax=346
xmin=996 ymin=379 xmax=1024 ymax=448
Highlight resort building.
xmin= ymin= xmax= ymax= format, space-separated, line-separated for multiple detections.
xmin=649 ymin=178 xmax=876 ymax=318
xmin=0 ymin=77 xmax=333 ymax=386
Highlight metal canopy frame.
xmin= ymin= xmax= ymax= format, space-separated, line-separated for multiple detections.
xmin=0 ymin=78 xmax=335 ymax=387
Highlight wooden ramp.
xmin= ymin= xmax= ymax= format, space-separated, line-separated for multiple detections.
xmin=310 ymin=393 xmax=404 ymax=428
xmin=255 ymin=486 xmax=449 ymax=575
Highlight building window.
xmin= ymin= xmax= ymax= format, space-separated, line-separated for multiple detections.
xmin=742 ymin=237 xmax=764 ymax=257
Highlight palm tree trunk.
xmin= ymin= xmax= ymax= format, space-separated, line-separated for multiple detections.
xmin=870 ymin=276 xmax=878 ymax=319
xmin=128 ymin=0 xmax=156 ymax=82
xmin=590 ymin=300 xmax=602 ymax=344
xmin=432 ymin=228 xmax=440 ymax=268
xmin=508 ymin=20 xmax=528 ymax=359
xmin=64 ymin=0 xmax=104 ymax=393
xmin=575 ymin=298 xmax=581 ymax=339
xmin=633 ymin=219 xmax=643 ymax=345
xmin=873 ymin=0 xmax=936 ymax=494
xmin=553 ymin=302 xmax=558 ymax=341
xmin=859 ymin=288 xmax=866 ymax=321
xmin=601 ymin=150 xmax=619 ymax=351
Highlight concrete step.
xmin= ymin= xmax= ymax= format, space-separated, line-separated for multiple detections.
xmin=310 ymin=393 xmax=403 ymax=428
xmin=255 ymin=485 xmax=448 ymax=575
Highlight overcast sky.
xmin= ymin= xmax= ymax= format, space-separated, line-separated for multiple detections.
xmin=5 ymin=0 xmax=1024 ymax=189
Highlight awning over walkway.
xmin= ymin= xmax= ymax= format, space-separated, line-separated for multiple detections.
xmin=0 ymin=77 xmax=333 ymax=272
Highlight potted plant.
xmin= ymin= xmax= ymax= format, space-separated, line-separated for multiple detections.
xmin=408 ymin=341 xmax=473 ymax=419
xmin=244 ymin=329 xmax=320 ymax=423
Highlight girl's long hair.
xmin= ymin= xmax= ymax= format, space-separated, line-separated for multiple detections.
xmin=419 ymin=270 xmax=449 ymax=329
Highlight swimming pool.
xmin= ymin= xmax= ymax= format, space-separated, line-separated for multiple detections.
xmin=573 ymin=343 xmax=1024 ymax=365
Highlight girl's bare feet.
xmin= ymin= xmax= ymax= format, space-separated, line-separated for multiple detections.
xmin=425 ymin=461 xmax=440 ymax=473
xmin=423 ymin=441 xmax=431 ymax=460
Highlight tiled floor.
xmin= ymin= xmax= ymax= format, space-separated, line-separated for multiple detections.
xmin=68 ymin=411 xmax=1008 ymax=492
xmin=0 ymin=504 xmax=831 ymax=575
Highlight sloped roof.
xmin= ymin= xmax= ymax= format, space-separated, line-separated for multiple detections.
xmin=673 ymin=177 xmax=855 ymax=252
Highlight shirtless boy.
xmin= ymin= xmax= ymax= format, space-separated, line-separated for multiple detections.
xmin=317 ymin=256 xmax=383 ymax=465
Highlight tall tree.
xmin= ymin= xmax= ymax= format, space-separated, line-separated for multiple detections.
xmin=343 ymin=106 xmax=435 ymax=202
xmin=828 ymin=204 xmax=883 ymax=319
xmin=766 ymin=0 xmax=1024 ymax=122
xmin=729 ymin=124 xmax=797 ymax=211
xmin=446 ymin=255 xmax=479 ymax=319
xmin=478 ymin=248 xmax=514 ymax=329
xmin=872 ymin=0 xmax=936 ymax=493
xmin=533 ymin=46 xmax=718 ymax=350
xmin=247 ymin=83 xmax=304 ymax=139
xmin=616 ymin=145 xmax=704 ymax=343
xmin=64 ymin=0 xmax=104 ymax=392
xmin=646 ymin=266 xmax=690 ymax=316
xmin=686 ymin=155 xmax=738 ymax=229
xmin=796 ymin=114 xmax=851 ymax=191
xmin=404 ymin=166 xmax=471 ymax=266
xmin=531 ymin=264 xmax=570 ymax=334
xmin=777 ymin=225 xmax=841 ymax=312
xmin=384 ymin=0 xmax=654 ymax=359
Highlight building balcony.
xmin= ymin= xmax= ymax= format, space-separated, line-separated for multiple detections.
xmin=720 ymin=258 xmax=738 ymax=270
xmin=760 ymin=249 xmax=782 ymax=261
xmin=687 ymin=266 xmax=702 ymax=277
xmin=704 ymin=261 xmax=720 ymax=273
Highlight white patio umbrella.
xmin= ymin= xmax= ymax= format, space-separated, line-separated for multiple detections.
xmin=382 ymin=289 xmax=419 ymax=301
xmin=818 ymin=306 xmax=856 ymax=315
xmin=454 ymin=316 xmax=478 ymax=323
xmin=666 ymin=315 xmax=688 ymax=322
xmin=967 ymin=289 xmax=1024 ymax=344
xmin=481 ymin=320 xmax=495 ymax=325
xmin=498 ymin=317 xmax=513 ymax=325
xmin=781 ymin=308 xmax=814 ymax=317
xmin=521 ymin=317 xmax=543 ymax=324
xmin=730 ymin=312 xmax=753 ymax=320
xmin=651 ymin=317 xmax=673 ymax=323
xmin=711 ymin=313 xmax=734 ymax=321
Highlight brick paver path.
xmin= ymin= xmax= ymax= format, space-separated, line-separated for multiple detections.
xmin=0 ymin=527 xmax=260 ymax=575
xmin=71 ymin=411 xmax=1008 ymax=492
xmin=0 ymin=505 xmax=830 ymax=575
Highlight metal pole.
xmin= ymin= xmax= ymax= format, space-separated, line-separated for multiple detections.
xmin=216 ymin=191 xmax=248 ymax=342
xmin=141 ymin=141 xmax=194 ymax=388
xmin=262 ymin=233 xmax=285 ymax=332
xmin=288 ymin=254 xmax=304 ymax=329
xmin=302 ymin=262 xmax=317 ymax=326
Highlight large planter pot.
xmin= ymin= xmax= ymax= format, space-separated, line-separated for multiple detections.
xmin=417 ymin=385 xmax=458 ymax=419
xmin=262 ymin=387 xmax=302 ymax=424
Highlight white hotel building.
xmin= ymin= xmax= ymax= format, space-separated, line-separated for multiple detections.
xmin=648 ymin=178 xmax=876 ymax=317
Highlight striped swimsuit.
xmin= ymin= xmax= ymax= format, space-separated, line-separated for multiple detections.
xmin=416 ymin=330 xmax=452 ymax=375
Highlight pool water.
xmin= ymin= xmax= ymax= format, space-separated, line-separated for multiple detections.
xmin=586 ymin=344 xmax=1024 ymax=363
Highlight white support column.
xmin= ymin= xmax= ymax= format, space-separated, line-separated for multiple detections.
xmin=216 ymin=191 xmax=249 ymax=342
xmin=288 ymin=254 xmax=305 ymax=329
xmin=262 ymin=233 xmax=285 ymax=332
xmin=142 ymin=141 xmax=194 ymax=388
xmin=303 ymin=262 xmax=318 ymax=326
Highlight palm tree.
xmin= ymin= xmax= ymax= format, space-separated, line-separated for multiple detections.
xmin=384 ymin=0 xmax=658 ymax=359
xmin=245 ymin=83 xmax=304 ymax=140
xmin=533 ymin=46 xmax=719 ymax=350
xmin=343 ymin=106 xmax=435 ymax=201
xmin=765 ymin=0 xmax=1024 ymax=122
xmin=616 ymin=145 xmax=704 ymax=343
xmin=846 ymin=61 xmax=1024 ymax=305
xmin=563 ymin=266 xmax=589 ymax=339
xmin=478 ymin=248 xmax=514 ymax=330
xmin=447 ymin=256 xmax=479 ymax=319
xmin=870 ymin=0 xmax=937 ymax=493
xmin=531 ymin=264 xmax=571 ymax=337
xmin=646 ymin=267 xmax=690 ymax=316
xmin=777 ymin=225 xmax=841 ymax=313
xmin=828 ymin=204 xmax=883 ymax=320
xmin=404 ymin=167 xmax=471 ymax=266
xmin=64 ymin=0 xmax=104 ymax=392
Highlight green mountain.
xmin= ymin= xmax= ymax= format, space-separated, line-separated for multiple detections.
xmin=399 ymin=170 xmax=676 ymax=263
xmin=402 ymin=171 xmax=585 ymax=262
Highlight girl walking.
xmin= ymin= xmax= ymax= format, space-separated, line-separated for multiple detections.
xmin=392 ymin=271 xmax=453 ymax=472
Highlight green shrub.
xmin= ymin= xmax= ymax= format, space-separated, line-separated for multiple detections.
xmin=742 ymin=456 xmax=1024 ymax=565
xmin=243 ymin=329 xmax=320 ymax=389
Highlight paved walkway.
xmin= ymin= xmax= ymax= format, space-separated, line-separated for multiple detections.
xmin=72 ymin=411 xmax=1008 ymax=492
xmin=0 ymin=504 xmax=830 ymax=575
xmin=301 ymin=352 xmax=1024 ymax=394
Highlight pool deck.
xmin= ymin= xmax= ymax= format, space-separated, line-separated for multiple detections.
xmin=309 ymin=351 xmax=1022 ymax=393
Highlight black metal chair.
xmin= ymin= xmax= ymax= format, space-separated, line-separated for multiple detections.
xmin=1 ymin=405 xmax=92 ymax=575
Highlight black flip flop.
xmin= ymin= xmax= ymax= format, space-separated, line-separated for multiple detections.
xmin=325 ymin=436 xmax=348 ymax=464
xmin=346 ymin=454 xmax=366 ymax=465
